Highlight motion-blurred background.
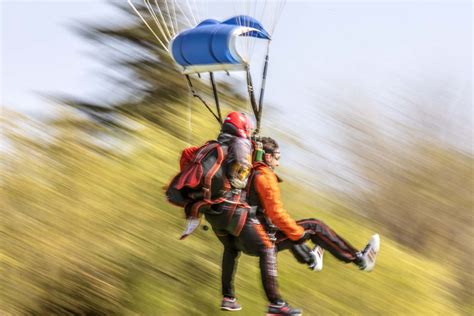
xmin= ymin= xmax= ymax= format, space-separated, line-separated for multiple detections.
xmin=1 ymin=1 xmax=472 ymax=315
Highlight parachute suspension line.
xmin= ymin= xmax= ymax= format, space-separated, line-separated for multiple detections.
xmin=153 ymin=0 xmax=173 ymax=40
xmin=238 ymin=3 xmax=249 ymax=61
xmin=173 ymin=0 xmax=195 ymax=29
xmin=171 ymin=0 xmax=179 ymax=34
xmin=184 ymin=0 xmax=198 ymax=27
xmin=165 ymin=0 xmax=178 ymax=34
xmin=245 ymin=67 xmax=260 ymax=133
xmin=128 ymin=0 xmax=169 ymax=52
xmin=248 ymin=0 xmax=259 ymax=61
xmin=194 ymin=0 xmax=205 ymax=26
xmin=244 ymin=1 xmax=251 ymax=62
xmin=209 ymin=72 xmax=222 ymax=123
xmin=185 ymin=75 xmax=221 ymax=124
xmin=173 ymin=0 xmax=182 ymax=33
xmin=266 ymin=1 xmax=276 ymax=36
xmin=247 ymin=0 xmax=256 ymax=62
xmin=144 ymin=0 xmax=171 ymax=42
xmin=205 ymin=0 xmax=210 ymax=25
xmin=163 ymin=0 xmax=176 ymax=36
xmin=190 ymin=0 xmax=199 ymax=26
xmin=236 ymin=13 xmax=243 ymax=60
xmin=270 ymin=0 xmax=287 ymax=35
xmin=259 ymin=0 xmax=269 ymax=29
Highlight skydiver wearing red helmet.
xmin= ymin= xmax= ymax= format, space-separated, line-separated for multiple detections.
xmin=205 ymin=112 xmax=304 ymax=314
xmin=170 ymin=111 xmax=303 ymax=314
xmin=217 ymin=111 xmax=254 ymax=189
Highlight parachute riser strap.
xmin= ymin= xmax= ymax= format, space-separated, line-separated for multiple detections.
xmin=185 ymin=75 xmax=221 ymax=125
xmin=209 ymin=72 xmax=222 ymax=123
xmin=245 ymin=67 xmax=260 ymax=134
xmin=257 ymin=43 xmax=271 ymax=132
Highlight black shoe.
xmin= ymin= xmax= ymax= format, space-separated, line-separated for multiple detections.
xmin=267 ymin=302 xmax=302 ymax=316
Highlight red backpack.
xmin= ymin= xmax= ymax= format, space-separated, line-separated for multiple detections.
xmin=166 ymin=141 xmax=231 ymax=210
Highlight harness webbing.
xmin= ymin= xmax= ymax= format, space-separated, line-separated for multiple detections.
xmin=245 ymin=170 xmax=261 ymax=208
xmin=203 ymin=143 xmax=224 ymax=201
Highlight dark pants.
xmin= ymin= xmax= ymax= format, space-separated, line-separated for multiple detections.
xmin=207 ymin=215 xmax=360 ymax=304
xmin=277 ymin=218 xmax=359 ymax=263
xmin=207 ymin=213 xmax=282 ymax=304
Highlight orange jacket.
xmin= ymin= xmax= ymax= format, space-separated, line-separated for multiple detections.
xmin=251 ymin=162 xmax=305 ymax=241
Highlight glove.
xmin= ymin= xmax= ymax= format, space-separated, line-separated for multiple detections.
xmin=290 ymin=243 xmax=313 ymax=264
xmin=296 ymin=231 xmax=311 ymax=244
xmin=307 ymin=251 xmax=317 ymax=270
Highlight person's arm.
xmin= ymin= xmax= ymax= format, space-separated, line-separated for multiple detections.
xmin=255 ymin=172 xmax=305 ymax=241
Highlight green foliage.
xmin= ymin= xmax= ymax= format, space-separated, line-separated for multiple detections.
xmin=1 ymin=108 xmax=468 ymax=315
xmin=328 ymin=108 xmax=474 ymax=313
xmin=63 ymin=0 xmax=247 ymax=138
xmin=2 ymin=1 xmax=470 ymax=314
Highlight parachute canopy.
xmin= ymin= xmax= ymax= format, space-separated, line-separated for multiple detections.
xmin=128 ymin=0 xmax=287 ymax=131
xmin=170 ymin=15 xmax=271 ymax=74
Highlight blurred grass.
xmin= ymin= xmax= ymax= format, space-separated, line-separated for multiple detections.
xmin=1 ymin=107 xmax=471 ymax=315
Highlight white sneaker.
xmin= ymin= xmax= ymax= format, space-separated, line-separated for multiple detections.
xmin=360 ymin=234 xmax=380 ymax=272
xmin=309 ymin=245 xmax=325 ymax=271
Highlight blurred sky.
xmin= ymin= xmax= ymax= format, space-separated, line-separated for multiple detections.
xmin=1 ymin=0 xmax=121 ymax=117
xmin=1 ymin=0 xmax=472 ymax=159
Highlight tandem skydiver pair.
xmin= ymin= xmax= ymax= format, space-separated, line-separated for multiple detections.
xmin=166 ymin=112 xmax=380 ymax=316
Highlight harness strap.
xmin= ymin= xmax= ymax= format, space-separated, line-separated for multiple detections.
xmin=193 ymin=141 xmax=217 ymax=162
xmin=245 ymin=170 xmax=261 ymax=207
xmin=175 ymin=142 xmax=218 ymax=190
xmin=203 ymin=143 xmax=224 ymax=201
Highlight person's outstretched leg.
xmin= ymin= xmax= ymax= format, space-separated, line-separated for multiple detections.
xmin=276 ymin=218 xmax=359 ymax=263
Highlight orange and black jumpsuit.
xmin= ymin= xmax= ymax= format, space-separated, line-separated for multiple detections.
xmin=208 ymin=162 xmax=361 ymax=303
xmin=206 ymin=162 xmax=306 ymax=303
xmin=249 ymin=162 xmax=361 ymax=265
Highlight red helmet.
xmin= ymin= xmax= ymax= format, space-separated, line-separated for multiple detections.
xmin=222 ymin=112 xmax=254 ymax=138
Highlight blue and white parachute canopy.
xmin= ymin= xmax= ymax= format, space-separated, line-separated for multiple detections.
xmin=128 ymin=0 xmax=285 ymax=73
xmin=170 ymin=15 xmax=270 ymax=74
xmin=128 ymin=0 xmax=287 ymax=129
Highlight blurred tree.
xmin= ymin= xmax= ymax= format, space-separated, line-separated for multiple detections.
xmin=332 ymin=105 xmax=473 ymax=310
xmin=57 ymin=1 xmax=246 ymax=140
xmin=3 ymin=1 xmax=472 ymax=314
xmin=2 ymin=110 xmax=465 ymax=315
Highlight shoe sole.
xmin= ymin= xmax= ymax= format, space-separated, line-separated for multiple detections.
xmin=221 ymin=307 xmax=242 ymax=311
xmin=371 ymin=234 xmax=380 ymax=253
xmin=310 ymin=246 xmax=324 ymax=271
xmin=364 ymin=234 xmax=380 ymax=272
xmin=266 ymin=313 xmax=302 ymax=316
